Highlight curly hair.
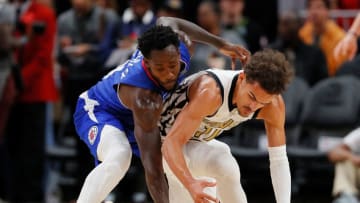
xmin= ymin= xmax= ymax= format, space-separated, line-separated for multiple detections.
xmin=137 ymin=25 xmax=180 ymax=58
xmin=243 ymin=49 xmax=293 ymax=94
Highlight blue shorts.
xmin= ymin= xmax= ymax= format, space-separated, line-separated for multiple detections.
xmin=73 ymin=92 xmax=140 ymax=164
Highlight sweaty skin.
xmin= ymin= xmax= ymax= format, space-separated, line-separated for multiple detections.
xmin=119 ymin=84 xmax=169 ymax=202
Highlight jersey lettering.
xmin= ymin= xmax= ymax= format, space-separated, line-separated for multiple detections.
xmin=193 ymin=119 xmax=235 ymax=141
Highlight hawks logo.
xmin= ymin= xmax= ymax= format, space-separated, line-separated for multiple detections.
xmin=88 ymin=126 xmax=98 ymax=145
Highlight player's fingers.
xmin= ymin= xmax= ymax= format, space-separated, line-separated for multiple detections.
xmin=241 ymin=49 xmax=251 ymax=64
xmin=237 ymin=48 xmax=249 ymax=60
xmin=176 ymin=30 xmax=192 ymax=47
xmin=203 ymin=180 xmax=217 ymax=188
xmin=184 ymin=34 xmax=192 ymax=47
xmin=202 ymin=193 xmax=218 ymax=203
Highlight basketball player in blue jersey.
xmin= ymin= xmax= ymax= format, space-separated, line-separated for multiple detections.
xmin=73 ymin=16 xmax=250 ymax=203
xmin=160 ymin=49 xmax=293 ymax=203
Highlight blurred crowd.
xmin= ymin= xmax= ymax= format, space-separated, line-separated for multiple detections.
xmin=1 ymin=0 xmax=360 ymax=202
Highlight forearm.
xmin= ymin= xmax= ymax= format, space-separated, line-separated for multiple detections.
xmin=135 ymin=128 xmax=169 ymax=203
xmin=156 ymin=17 xmax=226 ymax=48
xmin=144 ymin=167 xmax=169 ymax=203
xmin=162 ymin=138 xmax=195 ymax=189
xmin=349 ymin=13 xmax=360 ymax=36
xmin=269 ymin=145 xmax=291 ymax=203
xmin=141 ymin=147 xmax=169 ymax=203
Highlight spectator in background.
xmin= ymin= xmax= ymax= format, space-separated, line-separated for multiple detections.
xmin=328 ymin=127 xmax=360 ymax=203
xmin=94 ymin=0 xmax=118 ymax=38
xmin=334 ymin=12 xmax=360 ymax=61
xmin=0 ymin=2 xmax=15 ymax=201
xmin=95 ymin=0 xmax=118 ymax=12
xmin=100 ymin=0 xmax=156 ymax=69
xmin=4 ymin=0 xmax=58 ymax=202
xmin=156 ymin=0 xmax=183 ymax=18
xmin=277 ymin=0 xmax=306 ymax=15
xmin=188 ymin=0 xmax=246 ymax=76
xmin=329 ymin=0 xmax=360 ymax=29
xmin=333 ymin=13 xmax=360 ymax=78
xmin=299 ymin=0 xmax=347 ymax=76
xmin=0 ymin=0 xmax=16 ymax=142
xmin=219 ymin=0 xmax=268 ymax=53
xmin=270 ymin=11 xmax=328 ymax=86
xmin=120 ymin=0 xmax=156 ymax=48
xmin=56 ymin=0 xmax=118 ymax=199
xmin=57 ymin=0 xmax=118 ymax=71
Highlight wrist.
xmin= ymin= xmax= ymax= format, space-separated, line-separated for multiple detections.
xmin=347 ymin=30 xmax=359 ymax=39
xmin=183 ymin=176 xmax=196 ymax=189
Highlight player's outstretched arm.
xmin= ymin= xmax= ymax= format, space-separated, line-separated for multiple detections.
xmin=156 ymin=17 xmax=250 ymax=67
xmin=119 ymin=85 xmax=169 ymax=203
xmin=257 ymin=95 xmax=291 ymax=203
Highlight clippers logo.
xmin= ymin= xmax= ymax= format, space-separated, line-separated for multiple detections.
xmin=88 ymin=126 xmax=98 ymax=145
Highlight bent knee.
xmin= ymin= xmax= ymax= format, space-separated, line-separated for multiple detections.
xmin=208 ymin=153 xmax=240 ymax=180
xmin=108 ymin=148 xmax=132 ymax=168
xmin=102 ymin=152 xmax=132 ymax=180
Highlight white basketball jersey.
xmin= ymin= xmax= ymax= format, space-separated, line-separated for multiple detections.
xmin=159 ymin=69 xmax=255 ymax=142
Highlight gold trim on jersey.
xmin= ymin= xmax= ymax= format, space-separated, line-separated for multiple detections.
xmin=193 ymin=119 xmax=235 ymax=141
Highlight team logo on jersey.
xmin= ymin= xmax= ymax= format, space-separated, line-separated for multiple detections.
xmin=88 ymin=126 xmax=98 ymax=145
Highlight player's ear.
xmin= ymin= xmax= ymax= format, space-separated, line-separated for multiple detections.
xmin=238 ymin=71 xmax=245 ymax=80
xmin=143 ymin=57 xmax=150 ymax=68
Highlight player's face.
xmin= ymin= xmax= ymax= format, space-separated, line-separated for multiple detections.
xmin=144 ymin=45 xmax=181 ymax=90
xmin=234 ymin=73 xmax=274 ymax=117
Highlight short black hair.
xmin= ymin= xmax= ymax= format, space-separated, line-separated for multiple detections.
xmin=200 ymin=0 xmax=221 ymax=16
xmin=137 ymin=25 xmax=180 ymax=58
xmin=306 ymin=0 xmax=330 ymax=9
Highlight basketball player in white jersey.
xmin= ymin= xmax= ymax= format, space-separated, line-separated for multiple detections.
xmin=159 ymin=49 xmax=293 ymax=203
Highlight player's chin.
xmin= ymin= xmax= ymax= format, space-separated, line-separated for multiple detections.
xmin=162 ymin=81 xmax=177 ymax=90
xmin=239 ymin=108 xmax=252 ymax=117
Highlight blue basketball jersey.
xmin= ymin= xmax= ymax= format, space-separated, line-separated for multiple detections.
xmin=73 ymin=42 xmax=190 ymax=160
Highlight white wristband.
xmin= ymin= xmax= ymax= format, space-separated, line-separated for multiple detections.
xmin=268 ymin=145 xmax=291 ymax=203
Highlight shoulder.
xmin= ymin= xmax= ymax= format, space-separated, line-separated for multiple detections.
xmin=324 ymin=20 xmax=345 ymax=39
xmin=119 ymin=85 xmax=162 ymax=111
xmin=33 ymin=2 xmax=55 ymax=17
xmin=188 ymin=74 xmax=222 ymax=115
xmin=190 ymin=74 xmax=221 ymax=96
xmin=104 ymin=9 xmax=118 ymax=22
xmin=58 ymin=10 xmax=72 ymax=23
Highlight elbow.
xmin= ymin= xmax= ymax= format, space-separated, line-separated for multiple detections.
xmin=156 ymin=17 xmax=178 ymax=30
xmin=161 ymin=139 xmax=169 ymax=159
xmin=156 ymin=16 xmax=170 ymax=26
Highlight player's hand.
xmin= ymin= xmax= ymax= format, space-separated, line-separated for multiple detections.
xmin=334 ymin=33 xmax=358 ymax=61
xmin=187 ymin=179 xmax=219 ymax=203
xmin=174 ymin=29 xmax=195 ymax=56
xmin=219 ymin=42 xmax=250 ymax=70
xmin=72 ymin=44 xmax=91 ymax=57
xmin=175 ymin=30 xmax=192 ymax=48
xmin=350 ymin=154 xmax=360 ymax=167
